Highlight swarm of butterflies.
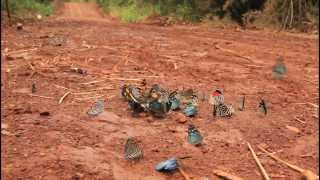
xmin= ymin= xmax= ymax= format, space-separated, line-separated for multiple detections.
xmin=121 ymin=84 xmax=198 ymax=118
xmin=122 ymin=87 xmax=269 ymax=173
xmin=121 ymin=57 xmax=285 ymax=174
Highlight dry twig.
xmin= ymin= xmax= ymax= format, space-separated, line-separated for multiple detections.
xmin=257 ymin=146 xmax=319 ymax=179
xmin=58 ymin=91 xmax=71 ymax=104
xmin=247 ymin=142 xmax=271 ymax=180
xmin=213 ymin=169 xmax=245 ymax=180
xmin=5 ymin=48 xmax=38 ymax=56
xmin=294 ymin=117 xmax=306 ymax=124
xmin=74 ymin=94 xmax=105 ymax=101
xmin=29 ymin=94 xmax=54 ymax=99
xmin=177 ymin=167 xmax=191 ymax=180
xmin=214 ymin=43 xmax=255 ymax=63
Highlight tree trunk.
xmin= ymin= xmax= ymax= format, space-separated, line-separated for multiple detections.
xmin=5 ymin=0 xmax=11 ymax=21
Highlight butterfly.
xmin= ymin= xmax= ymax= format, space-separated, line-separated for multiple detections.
xmin=146 ymin=84 xmax=172 ymax=117
xmin=258 ymin=99 xmax=267 ymax=115
xmin=169 ymin=90 xmax=181 ymax=110
xmin=121 ymin=85 xmax=148 ymax=115
xmin=213 ymin=103 xmax=234 ymax=117
xmin=272 ymin=56 xmax=287 ymax=79
xmin=183 ymin=103 xmax=198 ymax=117
xmin=209 ymin=89 xmax=224 ymax=106
xmin=155 ymin=157 xmax=178 ymax=172
xmin=121 ymin=85 xmax=143 ymax=103
xmin=124 ymin=137 xmax=143 ymax=160
xmin=187 ymin=124 xmax=203 ymax=145
xmin=87 ymin=100 xmax=105 ymax=117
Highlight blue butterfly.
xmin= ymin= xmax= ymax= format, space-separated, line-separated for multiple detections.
xmin=155 ymin=157 xmax=178 ymax=172
xmin=187 ymin=124 xmax=203 ymax=146
xmin=183 ymin=103 xmax=197 ymax=117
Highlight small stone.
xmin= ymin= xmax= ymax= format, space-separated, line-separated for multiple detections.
xmin=168 ymin=128 xmax=177 ymax=133
xmin=40 ymin=112 xmax=50 ymax=116
xmin=201 ymin=147 xmax=209 ymax=154
xmin=17 ymin=23 xmax=23 ymax=30
xmin=1 ymin=130 xmax=12 ymax=136
xmin=286 ymin=125 xmax=300 ymax=133
xmin=39 ymin=152 xmax=46 ymax=156
xmin=36 ymin=14 xmax=42 ymax=20
xmin=146 ymin=117 xmax=154 ymax=123
xmin=1 ymin=123 xmax=8 ymax=129
xmin=151 ymin=148 xmax=160 ymax=152
xmin=167 ymin=140 xmax=174 ymax=144
xmin=175 ymin=113 xmax=187 ymax=123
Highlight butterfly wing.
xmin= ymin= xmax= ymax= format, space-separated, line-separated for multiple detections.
xmin=187 ymin=129 xmax=203 ymax=145
xmin=87 ymin=100 xmax=105 ymax=116
xmin=155 ymin=158 xmax=178 ymax=172
xmin=124 ymin=138 xmax=143 ymax=160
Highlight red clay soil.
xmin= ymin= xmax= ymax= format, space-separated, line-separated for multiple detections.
xmin=1 ymin=2 xmax=319 ymax=180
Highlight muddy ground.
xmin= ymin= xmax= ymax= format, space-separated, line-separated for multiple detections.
xmin=1 ymin=2 xmax=319 ymax=180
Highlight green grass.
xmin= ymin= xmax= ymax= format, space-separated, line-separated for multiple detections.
xmin=111 ymin=4 xmax=157 ymax=22
xmin=96 ymin=0 xmax=159 ymax=22
xmin=2 ymin=0 xmax=53 ymax=17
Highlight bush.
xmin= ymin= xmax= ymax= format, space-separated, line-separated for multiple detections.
xmin=95 ymin=0 xmax=318 ymax=31
xmin=1 ymin=0 xmax=53 ymax=17
xmin=96 ymin=0 xmax=159 ymax=22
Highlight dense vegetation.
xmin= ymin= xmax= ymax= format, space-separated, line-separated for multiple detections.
xmin=2 ymin=0 xmax=318 ymax=31
xmin=96 ymin=0 xmax=319 ymax=31
xmin=1 ymin=0 xmax=53 ymax=17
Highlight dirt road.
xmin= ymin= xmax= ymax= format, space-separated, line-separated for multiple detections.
xmin=1 ymin=2 xmax=319 ymax=180
xmin=59 ymin=2 xmax=105 ymax=20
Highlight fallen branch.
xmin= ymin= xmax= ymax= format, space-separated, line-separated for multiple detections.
xmin=294 ymin=117 xmax=306 ymax=124
xmin=123 ymin=70 xmax=149 ymax=73
xmin=247 ymin=142 xmax=270 ymax=180
xmin=177 ymin=167 xmax=191 ymax=180
xmin=294 ymin=102 xmax=319 ymax=108
xmin=79 ymin=79 xmax=106 ymax=85
xmin=214 ymin=43 xmax=255 ymax=63
xmin=71 ymin=91 xmax=103 ymax=95
xmin=306 ymin=102 xmax=318 ymax=108
xmin=5 ymin=48 xmax=38 ymax=56
xmin=213 ymin=169 xmax=245 ymax=180
xmin=74 ymin=86 xmax=115 ymax=93
xmin=29 ymin=94 xmax=54 ymax=99
xmin=54 ymin=84 xmax=70 ymax=90
xmin=106 ymin=77 xmax=142 ymax=81
xmin=257 ymin=146 xmax=319 ymax=179
xmin=74 ymin=94 xmax=105 ymax=101
xmin=58 ymin=91 xmax=71 ymax=104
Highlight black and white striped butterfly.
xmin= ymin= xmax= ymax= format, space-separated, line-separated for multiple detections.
xmin=213 ymin=103 xmax=234 ymax=117
xmin=124 ymin=137 xmax=143 ymax=160
xmin=258 ymin=99 xmax=267 ymax=115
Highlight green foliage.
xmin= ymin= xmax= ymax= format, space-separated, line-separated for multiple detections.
xmin=2 ymin=0 xmax=53 ymax=17
xmin=96 ymin=0 xmax=159 ymax=22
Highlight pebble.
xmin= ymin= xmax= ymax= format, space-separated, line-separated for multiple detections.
xmin=286 ymin=125 xmax=300 ymax=133
xmin=151 ymin=148 xmax=160 ymax=152
xmin=1 ymin=123 xmax=8 ymax=129
xmin=175 ymin=113 xmax=187 ymax=123
xmin=1 ymin=130 xmax=12 ymax=136
xmin=16 ymin=23 xmax=23 ymax=30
